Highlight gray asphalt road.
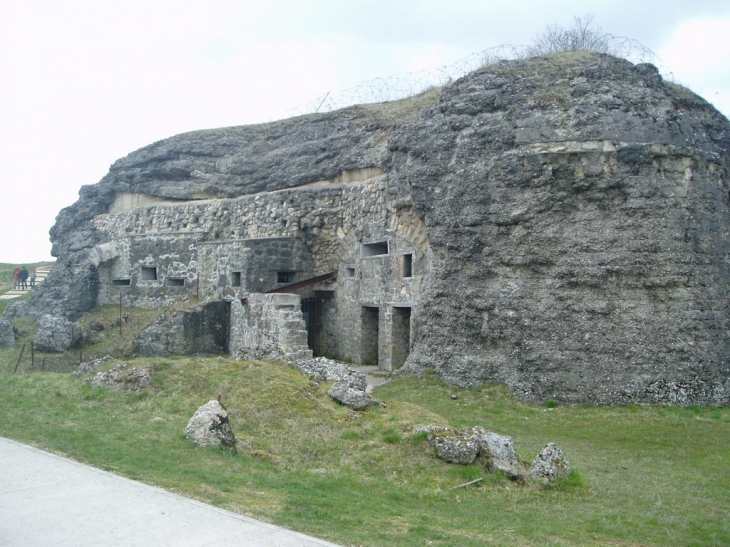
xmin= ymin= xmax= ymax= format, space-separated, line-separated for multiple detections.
xmin=0 ymin=436 xmax=341 ymax=546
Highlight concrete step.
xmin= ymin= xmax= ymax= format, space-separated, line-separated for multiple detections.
xmin=1 ymin=265 xmax=53 ymax=300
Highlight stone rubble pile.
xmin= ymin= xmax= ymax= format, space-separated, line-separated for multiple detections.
xmin=295 ymin=357 xmax=367 ymax=390
xmin=90 ymin=362 xmax=152 ymax=393
xmin=74 ymin=356 xmax=113 ymax=376
xmin=294 ymin=356 xmax=387 ymax=410
xmin=417 ymin=425 xmax=571 ymax=483
xmin=327 ymin=382 xmax=386 ymax=411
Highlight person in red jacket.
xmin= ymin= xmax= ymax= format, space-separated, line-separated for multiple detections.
xmin=13 ymin=267 xmax=20 ymax=289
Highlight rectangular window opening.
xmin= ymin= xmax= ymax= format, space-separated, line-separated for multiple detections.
xmin=112 ymin=279 xmax=131 ymax=286
xmin=166 ymin=277 xmax=185 ymax=287
xmin=231 ymin=271 xmax=242 ymax=287
xmin=277 ymin=271 xmax=296 ymax=284
xmin=140 ymin=266 xmax=158 ymax=281
xmin=345 ymin=267 xmax=356 ymax=278
xmin=362 ymin=241 xmax=389 ymax=257
xmin=401 ymin=254 xmax=413 ymax=278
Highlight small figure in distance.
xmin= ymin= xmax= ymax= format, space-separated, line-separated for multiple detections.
xmin=30 ymin=269 xmax=37 ymax=288
xmin=13 ymin=267 xmax=20 ymax=289
xmin=19 ymin=267 xmax=29 ymax=290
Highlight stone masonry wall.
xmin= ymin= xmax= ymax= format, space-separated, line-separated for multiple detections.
xmin=229 ymin=294 xmax=312 ymax=362
xmin=90 ymin=175 xmax=390 ymax=308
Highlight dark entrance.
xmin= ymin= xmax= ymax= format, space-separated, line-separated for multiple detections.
xmin=391 ymin=306 xmax=411 ymax=369
xmin=301 ymin=297 xmax=323 ymax=356
xmin=361 ymin=306 xmax=379 ymax=366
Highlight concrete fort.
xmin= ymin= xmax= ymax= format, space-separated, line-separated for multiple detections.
xmin=9 ymin=51 xmax=730 ymax=405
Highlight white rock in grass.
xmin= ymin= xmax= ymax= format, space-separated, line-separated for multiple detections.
xmin=530 ymin=442 xmax=571 ymax=483
xmin=185 ymin=400 xmax=240 ymax=452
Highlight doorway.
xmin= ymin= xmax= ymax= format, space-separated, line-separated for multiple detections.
xmin=301 ymin=297 xmax=323 ymax=356
xmin=361 ymin=306 xmax=379 ymax=366
xmin=391 ymin=306 xmax=411 ymax=369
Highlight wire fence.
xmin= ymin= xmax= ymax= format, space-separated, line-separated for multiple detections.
xmin=288 ymin=39 xmax=670 ymax=117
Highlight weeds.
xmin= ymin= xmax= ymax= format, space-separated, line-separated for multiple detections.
xmin=0 ymin=357 xmax=728 ymax=546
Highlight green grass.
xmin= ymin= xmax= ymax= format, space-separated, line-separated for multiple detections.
xmin=0 ymin=354 xmax=728 ymax=547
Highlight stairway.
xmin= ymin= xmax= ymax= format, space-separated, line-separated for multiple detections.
xmin=0 ymin=265 xmax=53 ymax=300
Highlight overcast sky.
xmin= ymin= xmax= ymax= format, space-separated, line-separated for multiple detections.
xmin=1 ymin=0 xmax=729 ymax=264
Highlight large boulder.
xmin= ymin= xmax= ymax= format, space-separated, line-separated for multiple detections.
xmin=33 ymin=314 xmax=82 ymax=352
xmin=0 ymin=319 xmax=15 ymax=348
xmin=328 ymin=382 xmax=384 ymax=411
xmin=424 ymin=426 xmax=522 ymax=476
xmin=470 ymin=427 xmax=521 ymax=477
xmin=185 ymin=400 xmax=240 ymax=452
xmin=425 ymin=427 xmax=481 ymax=465
xmin=530 ymin=442 xmax=572 ymax=483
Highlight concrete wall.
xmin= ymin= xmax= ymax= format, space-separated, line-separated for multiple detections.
xmin=91 ymin=172 xmax=430 ymax=370
xmin=229 ymin=294 xmax=312 ymax=361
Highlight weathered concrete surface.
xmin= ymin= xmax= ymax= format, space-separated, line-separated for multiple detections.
xmin=137 ymin=301 xmax=229 ymax=357
xmin=0 ymin=436 xmax=340 ymax=546
xmin=394 ymin=53 xmax=730 ymax=405
xmin=14 ymin=51 xmax=730 ymax=405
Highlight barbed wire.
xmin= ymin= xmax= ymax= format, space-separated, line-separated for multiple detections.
xmin=285 ymin=38 xmax=673 ymax=119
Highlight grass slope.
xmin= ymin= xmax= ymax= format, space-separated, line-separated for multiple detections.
xmin=0 ymin=353 xmax=728 ymax=547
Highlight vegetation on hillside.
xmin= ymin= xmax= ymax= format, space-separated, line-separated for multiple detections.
xmin=0 ymin=304 xmax=728 ymax=546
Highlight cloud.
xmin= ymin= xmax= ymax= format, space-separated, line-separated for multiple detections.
xmin=659 ymin=18 xmax=730 ymax=77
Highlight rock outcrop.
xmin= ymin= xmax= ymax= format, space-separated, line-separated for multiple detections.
xmin=295 ymin=357 xmax=367 ymax=391
xmin=33 ymin=314 xmax=82 ymax=353
xmin=90 ymin=363 xmax=152 ymax=393
xmin=328 ymin=381 xmax=385 ymax=411
xmin=185 ymin=400 xmax=242 ymax=452
xmin=423 ymin=426 xmax=522 ymax=478
xmin=13 ymin=51 xmax=730 ymax=405
xmin=395 ymin=53 xmax=730 ymax=405
xmin=530 ymin=442 xmax=572 ymax=483
xmin=0 ymin=319 xmax=15 ymax=348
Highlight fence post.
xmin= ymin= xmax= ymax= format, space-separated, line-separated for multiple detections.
xmin=14 ymin=344 xmax=26 ymax=374
xmin=119 ymin=290 xmax=123 ymax=337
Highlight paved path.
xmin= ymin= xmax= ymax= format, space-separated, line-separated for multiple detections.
xmin=0 ymin=437 xmax=341 ymax=547
xmin=0 ymin=265 xmax=52 ymax=301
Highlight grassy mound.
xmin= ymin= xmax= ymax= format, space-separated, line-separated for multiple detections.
xmin=0 ymin=350 xmax=728 ymax=546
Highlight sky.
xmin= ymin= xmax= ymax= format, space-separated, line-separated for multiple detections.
xmin=1 ymin=0 xmax=728 ymax=264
